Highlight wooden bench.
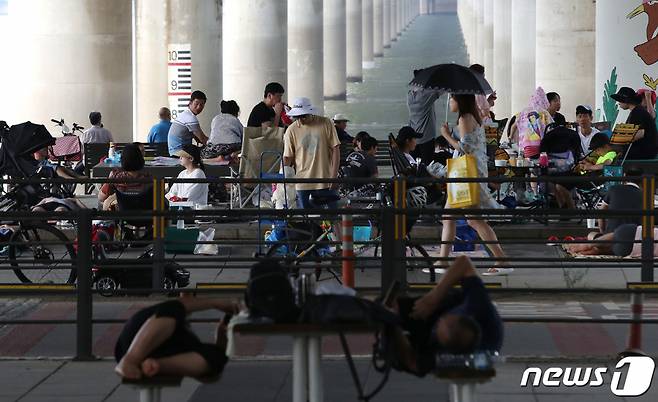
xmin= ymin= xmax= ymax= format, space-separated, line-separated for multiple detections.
xmin=122 ymin=375 xmax=183 ymax=402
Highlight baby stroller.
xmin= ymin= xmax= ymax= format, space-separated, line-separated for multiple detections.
xmin=0 ymin=121 xmax=63 ymax=207
xmin=536 ymin=123 xmax=583 ymax=212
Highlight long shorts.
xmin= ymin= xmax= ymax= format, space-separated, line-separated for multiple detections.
xmin=114 ymin=300 xmax=227 ymax=376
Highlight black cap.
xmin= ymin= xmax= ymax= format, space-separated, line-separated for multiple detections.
xmin=611 ymin=87 xmax=641 ymax=105
xmin=396 ymin=126 xmax=423 ymax=142
xmin=576 ymin=105 xmax=593 ymax=116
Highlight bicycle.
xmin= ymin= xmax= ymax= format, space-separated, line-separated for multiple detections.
xmin=0 ymin=186 xmax=77 ymax=284
xmin=264 ymin=190 xmax=434 ymax=283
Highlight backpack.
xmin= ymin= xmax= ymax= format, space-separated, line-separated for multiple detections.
xmin=245 ymin=261 xmax=299 ymax=323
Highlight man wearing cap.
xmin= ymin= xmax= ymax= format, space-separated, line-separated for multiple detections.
xmin=168 ymin=90 xmax=209 ymax=156
xmin=332 ymin=114 xmax=353 ymax=143
xmin=81 ymin=111 xmax=113 ymax=144
xmin=612 ymin=87 xmax=658 ymax=160
xmin=283 ymin=97 xmax=341 ymax=209
xmin=575 ymin=105 xmax=599 ymax=157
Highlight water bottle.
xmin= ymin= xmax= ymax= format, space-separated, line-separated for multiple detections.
xmin=108 ymin=142 xmax=115 ymax=160
xmin=176 ymin=206 xmax=185 ymax=229
xmin=539 ymin=152 xmax=549 ymax=168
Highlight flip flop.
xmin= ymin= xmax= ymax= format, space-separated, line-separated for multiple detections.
xmin=482 ymin=267 xmax=514 ymax=276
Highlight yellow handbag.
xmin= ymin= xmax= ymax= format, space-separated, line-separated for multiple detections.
xmin=446 ymin=155 xmax=479 ymax=208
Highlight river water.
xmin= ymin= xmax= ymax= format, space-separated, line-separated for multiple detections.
xmin=324 ymin=12 xmax=467 ymax=140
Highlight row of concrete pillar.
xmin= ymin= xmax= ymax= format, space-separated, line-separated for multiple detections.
xmin=4 ymin=0 xmax=450 ymax=143
xmin=458 ymin=0 xmax=597 ymax=121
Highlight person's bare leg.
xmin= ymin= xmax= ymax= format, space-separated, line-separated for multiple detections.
xmin=141 ymin=352 xmax=210 ymax=379
xmin=437 ymin=219 xmax=456 ymax=268
xmin=467 ymin=219 xmax=508 ymax=268
xmin=115 ymin=316 xmax=176 ymax=379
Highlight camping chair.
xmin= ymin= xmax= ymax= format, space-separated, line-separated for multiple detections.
xmin=235 ymin=126 xmax=285 ymax=208
xmin=609 ymin=123 xmax=640 ymax=165
xmin=84 ymin=143 xmax=111 ymax=194
xmin=115 ymin=186 xmax=155 ymax=246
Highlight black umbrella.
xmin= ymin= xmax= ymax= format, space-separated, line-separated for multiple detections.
xmin=409 ymin=63 xmax=493 ymax=95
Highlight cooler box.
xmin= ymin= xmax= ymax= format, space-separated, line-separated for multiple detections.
xmin=165 ymin=227 xmax=200 ymax=254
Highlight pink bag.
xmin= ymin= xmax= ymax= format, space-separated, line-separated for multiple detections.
xmin=49 ymin=136 xmax=82 ymax=161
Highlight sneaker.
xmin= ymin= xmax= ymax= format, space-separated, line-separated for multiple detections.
xmin=422 ymin=267 xmax=446 ymax=274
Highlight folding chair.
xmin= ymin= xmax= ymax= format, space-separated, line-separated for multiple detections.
xmin=236 ymin=126 xmax=285 ymax=208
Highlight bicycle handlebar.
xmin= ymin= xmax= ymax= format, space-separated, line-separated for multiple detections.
xmin=51 ymin=119 xmax=62 ymax=125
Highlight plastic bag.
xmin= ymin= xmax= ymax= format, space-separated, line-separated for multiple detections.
xmin=194 ymin=228 xmax=218 ymax=255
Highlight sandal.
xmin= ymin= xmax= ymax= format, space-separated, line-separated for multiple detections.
xmin=482 ymin=267 xmax=514 ymax=276
xmin=546 ymin=236 xmax=560 ymax=246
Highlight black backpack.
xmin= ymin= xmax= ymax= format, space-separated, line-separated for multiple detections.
xmin=245 ymin=261 xmax=299 ymax=323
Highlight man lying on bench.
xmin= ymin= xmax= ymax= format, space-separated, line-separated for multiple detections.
xmin=391 ymin=256 xmax=503 ymax=376
xmin=114 ymin=294 xmax=239 ymax=382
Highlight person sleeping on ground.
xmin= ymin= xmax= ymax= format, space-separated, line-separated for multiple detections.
xmin=114 ymin=295 xmax=239 ymax=382
xmin=390 ymin=256 xmax=503 ymax=376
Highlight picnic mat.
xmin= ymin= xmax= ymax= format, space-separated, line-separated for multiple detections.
xmin=557 ymin=244 xmax=631 ymax=259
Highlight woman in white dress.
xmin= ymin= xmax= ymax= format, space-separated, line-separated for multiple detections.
xmin=166 ymin=144 xmax=208 ymax=206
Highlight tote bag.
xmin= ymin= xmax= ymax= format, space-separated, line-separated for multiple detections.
xmin=446 ymin=154 xmax=479 ymax=209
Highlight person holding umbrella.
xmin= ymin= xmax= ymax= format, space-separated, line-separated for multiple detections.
xmin=436 ymin=95 xmax=512 ymax=276
xmin=410 ymin=63 xmax=512 ymax=276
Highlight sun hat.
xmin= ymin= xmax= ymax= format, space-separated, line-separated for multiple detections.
xmin=332 ymin=114 xmax=350 ymax=122
xmin=287 ymin=97 xmax=318 ymax=117
xmin=611 ymin=87 xmax=641 ymax=105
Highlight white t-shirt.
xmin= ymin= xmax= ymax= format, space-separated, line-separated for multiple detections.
xmin=578 ymin=126 xmax=600 ymax=155
xmin=166 ymin=168 xmax=208 ymax=206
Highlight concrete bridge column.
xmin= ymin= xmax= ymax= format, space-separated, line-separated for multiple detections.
xmin=390 ymin=0 xmax=398 ymax=42
xmin=459 ymin=0 xmax=473 ymax=64
xmin=510 ymin=0 xmax=536 ymax=114
xmin=373 ymin=0 xmax=384 ymax=56
xmin=536 ymin=0 xmax=595 ymax=121
xmin=475 ymin=0 xmax=484 ymax=65
xmin=493 ymin=0 xmax=511 ymax=117
xmin=166 ymin=0 xmax=222 ymax=138
xmin=223 ymin=0 xmax=287 ymax=125
xmin=420 ymin=0 xmax=427 ymax=15
xmin=7 ymin=0 xmax=133 ymax=142
xmin=323 ymin=0 xmax=347 ymax=100
xmin=362 ymin=0 xmax=374 ymax=68
xmin=347 ymin=0 xmax=363 ymax=82
xmin=595 ymin=0 xmax=656 ymax=124
xmin=483 ymin=0 xmax=494 ymax=77
xmin=383 ymin=0 xmax=391 ymax=48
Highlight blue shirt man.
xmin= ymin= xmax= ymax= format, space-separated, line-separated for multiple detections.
xmin=147 ymin=107 xmax=172 ymax=144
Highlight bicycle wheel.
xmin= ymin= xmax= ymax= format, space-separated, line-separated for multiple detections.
xmin=374 ymin=242 xmax=433 ymax=272
xmin=10 ymin=223 xmax=77 ymax=284
xmin=265 ymin=242 xmax=321 ymax=263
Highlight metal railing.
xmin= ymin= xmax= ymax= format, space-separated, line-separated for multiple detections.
xmin=0 ymin=173 xmax=655 ymax=359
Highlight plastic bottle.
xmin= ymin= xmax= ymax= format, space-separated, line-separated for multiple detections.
xmin=176 ymin=206 xmax=185 ymax=229
xmin=108 ymin=142 xmax=115 ymax=160
xmin=539 ymin=152 xmax=549 ymax=168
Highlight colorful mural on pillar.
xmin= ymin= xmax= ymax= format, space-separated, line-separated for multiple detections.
xmin=597 ymin=1 xmax=658 ymax=125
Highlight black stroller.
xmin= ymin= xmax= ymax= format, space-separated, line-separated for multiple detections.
xmin=0 ymin=122 xmax=78 ymax=284
xmin=0 ymin=121 xmax=75 ymax=206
